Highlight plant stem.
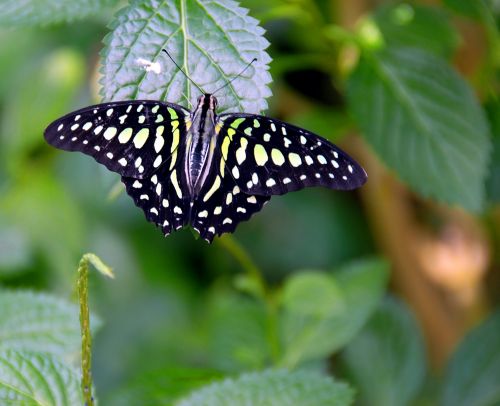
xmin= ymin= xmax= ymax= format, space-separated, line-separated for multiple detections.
xmin=77 ymin=255 xmax=93 ymax=406
xmin=77 ymin=253 xmax=114 ymax=406
xmin=216 ymin=235 xmax=265 ymax=299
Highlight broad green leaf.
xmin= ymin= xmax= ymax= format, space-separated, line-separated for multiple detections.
xmin=175 ymin=369 xmax=354 ymax=406
xmin=100 ymin=0 xmax=272 ymax=114
xmin=206 ymin=293 xmax=270 ymax=372
xmin=373 ymin=4 xmax=459 ymax=57
xmin=0 ymin=0 xmax=118 ymax=26
xmin=0 ymin=290 xmax=98 ymax=358
xmin=348 ymin=47 xmax=491 ymax=212
xmin=0 ymin=350 xmax=83 ymax=405
xmin=442 ymin=309 xmax=500 ymax=406
xmin=279 ymin=258 xmax=389 ymax=368
xmin=340 ymin=297 xmax=426 ymax=406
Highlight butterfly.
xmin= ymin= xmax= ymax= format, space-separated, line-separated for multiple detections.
xmin=44 ymin=56 xmax=367 ymax=243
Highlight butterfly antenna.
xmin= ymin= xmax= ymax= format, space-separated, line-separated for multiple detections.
xmin=213 ymin=58 xmax=257 ymax=95
xmin=162 ymin=49 xmax=205 ymax=95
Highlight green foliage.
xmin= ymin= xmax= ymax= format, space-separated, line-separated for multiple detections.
xmin=279 ymin=259 xmax=389 ymax=367
xmin=340 ymin=297 xmax=426 ymax=406
xmin=373 ymin=4 xmax=460 ymax=57
xmin=0 ymin=172 xmax=85 ymax=284
xmin=175 ymin=369 xmax=354 ymax=406
xmin=0 ymin=350 xmax=84 ymax=405
xmin=206 ymin=293 xmax=270 ymax=372
xmin=442 ymin=0 xmax=485 ymax=19
xmin=0 ymin=0 xmax=118 ymax=27
xmin=0 ymin=290 xmax=90 ymax=357
xmin=348 ymin=47 xmax=491 ymax=212
xmin=104 ymin=368 xmax=224 ymax=405
xmin=0 ymin=0 xmax=499 ymax=404
xmin=100 ymin=0 xmax=272 ymax=113
xmin=442 ymin=310 xmax=500 ymax=406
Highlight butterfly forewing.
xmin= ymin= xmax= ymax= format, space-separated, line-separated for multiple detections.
xmin=216 ymin=113 xmax=367 ymax=196
xmin=44 ymin=100 xmax=190 ymax=179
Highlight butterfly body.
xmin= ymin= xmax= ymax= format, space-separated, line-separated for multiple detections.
xmin=45 ymin=93 xmax=367 ymax=243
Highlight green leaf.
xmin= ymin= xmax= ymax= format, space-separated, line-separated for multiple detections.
xmin=281 ymin=272 xmax=344 ymax=318
xmin=279 ymin=258 xmax=389 ymax=368
xmin=340 ymin=297 xmax=426 ymax=406
xmin=0 ymin=0 xmax=118 ymax=26
xmin=206 ymin=293 xmax=270 ymax=372
xmin=442 ymin=309 xmax=500 ymax=406
xmin=175 ymin=369 xmax=354 ymax=406
xmin=348 ymin=47 xmax=491 ymax=212
xmin=100 ymin=0 xmax=272 ymax=114
xmin=0 ymin=290 xmax=98 ymax=358
xmin=0 ymin=350 xmax=83 ymax=405
xmin=373 ymin=4 xmax=459 ymax=57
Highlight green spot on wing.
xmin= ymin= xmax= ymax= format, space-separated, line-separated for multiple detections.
xmin=231 ymin=117 xmax=246 ymax=129
xmin=167 ymin=107 xmax=178 ymax=120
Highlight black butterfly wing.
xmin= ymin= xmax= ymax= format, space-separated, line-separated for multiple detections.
xmin=45 ymin=100 xmax=193 ymax=235
xmin=121 ymin=148 xmax=192 ymax=237
xmin=44 ymin=100 xmax=190 ymax=179
xmin=190 ymin=147 xmax=270 ymax=243
xmin=215 ymin=113 xmax=367 ymax=196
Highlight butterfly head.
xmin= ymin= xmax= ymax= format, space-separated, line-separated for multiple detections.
xmin=196 ymin=94 xmax=218 ymax=111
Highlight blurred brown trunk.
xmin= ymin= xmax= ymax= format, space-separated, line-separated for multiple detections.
xmin=337 ymin=0 xmax=490 ymax=368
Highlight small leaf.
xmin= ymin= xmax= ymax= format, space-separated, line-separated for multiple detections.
xmin=0 ymin=350 xmax=83 ymax=405
xmin=279 ymin=258 xmax=389 ymax=367
xmin=442 ymin=309 xmax=500 ymax=406
xmin=340 ymin=297 xmax=426 ymax=406
xmin=100 ymin=0 xmax=272 ymax=114
xmin=0 ymin=0 xmax=119 ymax=26
xmin=373 ymin=4 xmax=459 ymax=57
xmin=348 ymin=47 xmax=491 ymax=212
xmin=0 ymin=290 xmax=98 ymax=357
xmin=175 ymin=369 xmax=354 ymax=406
xmin=82 ymin=253 xmax=115 ymax=278
xmin=281 ymin=271 xmax=344 ymax=318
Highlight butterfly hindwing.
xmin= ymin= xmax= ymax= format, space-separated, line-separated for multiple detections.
xmin=216 ymin=113 xmax=367 ymax=196
xmin=44 ymin=100 xmax=190 ymax=179
xmin=122 ymin=140 xmax=192 ymax=236
xmin=190 ymin=148 xmax=270 ymax=243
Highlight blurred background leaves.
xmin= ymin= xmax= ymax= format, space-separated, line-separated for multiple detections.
xmin=0 ymin=0 xmax=499 ymax=404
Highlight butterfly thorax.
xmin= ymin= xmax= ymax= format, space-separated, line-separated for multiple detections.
xmin=185 ymin=94 xmax=219 ymax=197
